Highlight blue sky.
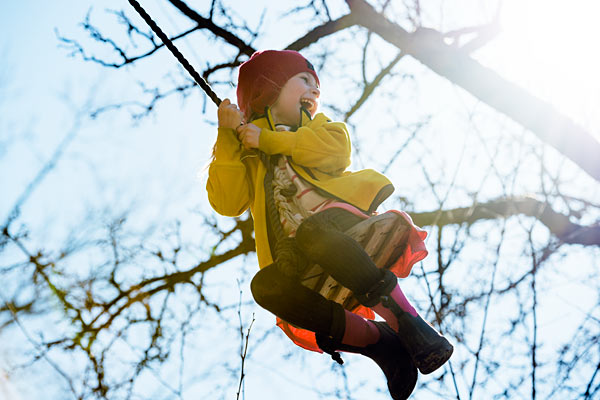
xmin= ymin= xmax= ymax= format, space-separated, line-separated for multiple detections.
xmin=2 ymin=1 xmax=600 ymax=399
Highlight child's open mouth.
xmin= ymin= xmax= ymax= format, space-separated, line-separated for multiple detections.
xmin=300 ymin=98 xmax=316 ymax=113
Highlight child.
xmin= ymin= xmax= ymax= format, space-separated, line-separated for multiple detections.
xmin=207 ymin=50 xmax=452 ymax=400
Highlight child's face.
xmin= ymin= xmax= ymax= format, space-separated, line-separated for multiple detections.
xmin=271 ymin=72 xmax=320 ymax=126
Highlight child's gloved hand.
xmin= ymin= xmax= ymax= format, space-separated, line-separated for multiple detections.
xmin=236 ymin=123 xmax=261 ymax=150
xmin=218 ymin=98 xmax=244 ymax=129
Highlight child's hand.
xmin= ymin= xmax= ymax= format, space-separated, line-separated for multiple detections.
xmin=218 ymin=98 xmax=244 ymax=129
xmin=236 ymin=123 xmax=261 ymax=150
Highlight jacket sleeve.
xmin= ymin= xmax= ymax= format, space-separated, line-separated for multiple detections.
xmin=206 ymin=127 xmax=252 ymax=217
xmin=258 ymin=113 xmax=351 ymax=173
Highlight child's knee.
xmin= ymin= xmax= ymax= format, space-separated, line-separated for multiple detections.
xmin=250 ymin=265 xmax=285 ymax=309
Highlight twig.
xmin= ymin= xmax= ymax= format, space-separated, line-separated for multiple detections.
xmin=0 ymin=293 xmax=79 ymax=399
xmin=469 ymin=220 xmax=506 ymax=399
xmin=236 ymin=283 xmax=255 ymax=400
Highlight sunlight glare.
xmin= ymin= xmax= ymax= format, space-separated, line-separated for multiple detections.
xmin=491 ymin=0 xmax=600 ymax=135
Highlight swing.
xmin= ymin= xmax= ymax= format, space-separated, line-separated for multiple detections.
xmin=300 ymin=210 xmax=420 ymax=311
xmin=127 ymin=0 xmax=427 ymax=330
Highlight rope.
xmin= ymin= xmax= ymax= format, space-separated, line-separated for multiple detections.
xmin=125 ymin=2 xmax=301 ymax=268
xmin=127 ymin=0 xmax=222 ymax=106
xmin=263 ymin=155 xmax=286 ymax=244
xmin=124 ymin=2 xmax=297 ymax=268
xmin=272 ymin=157 xmax=311 ymax=232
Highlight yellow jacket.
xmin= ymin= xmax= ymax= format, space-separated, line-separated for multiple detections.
xmin=206 ymin=108 xmax=394 ymax=268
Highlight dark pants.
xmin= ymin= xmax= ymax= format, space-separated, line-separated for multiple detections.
xmin=251 ymin=208 xmax=385 ymax=341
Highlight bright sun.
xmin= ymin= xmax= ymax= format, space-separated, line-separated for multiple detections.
xmin=487 ymin=0 xmax=600 ymax=134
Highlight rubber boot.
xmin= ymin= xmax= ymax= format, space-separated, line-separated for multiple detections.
xmin=358 ymin=270 xmax=454 ymax=375
xmin=316 ymin=321 xmax=418 ymax=400
xmin=380 ymin=295 xmax=453 ymax=374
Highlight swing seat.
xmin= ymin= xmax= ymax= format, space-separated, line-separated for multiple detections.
xmin=299 ymin=210 xmax=422 ymax=312
xmin=278 ymin=209 xmax=428 ymax=353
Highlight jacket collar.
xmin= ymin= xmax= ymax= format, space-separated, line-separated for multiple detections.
xmin=253 ymin=106 xmax=312 ymax=132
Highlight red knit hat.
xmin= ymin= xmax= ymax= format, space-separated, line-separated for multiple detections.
xmin=237 ymin=50 xmax=320 ymax=120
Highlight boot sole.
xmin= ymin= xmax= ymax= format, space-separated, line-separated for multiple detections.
xmin=413 ymin=338 xmax=454 ymax=374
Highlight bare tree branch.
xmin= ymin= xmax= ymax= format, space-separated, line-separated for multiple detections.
xmin=345 ymin=50 xmax=404 ymax=121
xmin=286 ymin=13 xmax=359 ymax=51
xmin=346 ymin=0 xmax=600 ymax=183
xmin=411 ymin=196 xmax=600 ymax=246
xmin=167 ymin=0 xmax=256 ymax=55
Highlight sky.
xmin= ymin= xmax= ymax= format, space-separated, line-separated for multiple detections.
xmin=1 ymin=1 xmax=600 ymax=399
